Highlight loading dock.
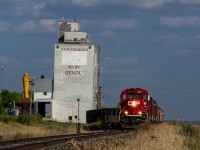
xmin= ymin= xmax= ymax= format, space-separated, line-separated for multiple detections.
xmin=35 ymin=100 xmax=52 ymax=118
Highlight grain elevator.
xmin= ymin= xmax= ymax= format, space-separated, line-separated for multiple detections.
xmin=52 ymin=19 xmax=100 ymax=123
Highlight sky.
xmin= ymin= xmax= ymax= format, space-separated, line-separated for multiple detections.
xmin=0 ymin=0 xmax=200 ymax=121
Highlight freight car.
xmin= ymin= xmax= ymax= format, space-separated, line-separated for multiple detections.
xmin=86 ymin=108 xmax=120 ymax=128
xmin=86 ymin=88 xmax=164 ymax=128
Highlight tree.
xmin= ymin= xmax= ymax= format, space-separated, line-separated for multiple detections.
xmin=11 ymin=91 xmax=22 ymax=104
xmin=1 ymin=90 xmax=22 ymax=107
xmin=1 ymin=90 xmax=11 ymax=106
xmin=0 ymin=96 xmax=5 ymax=115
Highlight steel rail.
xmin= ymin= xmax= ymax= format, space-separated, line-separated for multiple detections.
xmin=0 ymin=130 xmax=130 ymax=150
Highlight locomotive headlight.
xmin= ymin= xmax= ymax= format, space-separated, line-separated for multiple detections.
xmin=124 ymin=111 xmax=128 ymax=115
xmin=132 ymin=101 xmax=137 ymax=107
xmin=138 ymin=111 xmax=142 ymax=115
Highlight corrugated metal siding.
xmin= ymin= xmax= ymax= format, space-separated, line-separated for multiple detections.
xmin=32 ymin=79 xmax=53 ymax=92
xmin=53 ymin=44 xmax=100 ymax=123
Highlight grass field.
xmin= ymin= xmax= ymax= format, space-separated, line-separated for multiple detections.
xmin=0 ymin=115 xmax=78 ymax=140
xmin=0 ymin=115 xmax=199 ymax=150
xmin=54 ymin=123 xmax=187 ymax=150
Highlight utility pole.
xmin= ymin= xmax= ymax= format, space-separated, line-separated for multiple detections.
xmin=1 ymin=65 xmax=3 ymax=93
xmin=77 ymin=98 xmax=80 ymax=134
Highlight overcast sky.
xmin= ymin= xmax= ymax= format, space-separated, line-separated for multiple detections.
xmin=0 ymin=0 xmax=200 ymax=120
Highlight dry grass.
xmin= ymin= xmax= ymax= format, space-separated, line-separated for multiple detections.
xmin=51 ymin=123 xmax=187 ymax=150
xmin=0 ymin=122 xmax=77 ymax=140
xmin=0 ymin=122 xmax=188 ymax=150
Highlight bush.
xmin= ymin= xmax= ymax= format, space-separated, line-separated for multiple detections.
xmin=28 ymin=114 xmax=43 ymax=124
xmin=0 ymin=107 xmax=5 ymax=115
xmin=0 ymin=115 xmax=16 ymax=123
xmin=17 ymin=115 xmax=31 ymax=125
xmin=0 ymin=114 xmax=43 ymax=125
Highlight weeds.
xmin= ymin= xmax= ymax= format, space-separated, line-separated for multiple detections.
xmin=48 ymin=123 xmax=185 ymax=150
xmin=84 ymin=119 xmax=105 ymax=130
xmin=0 ymin=115 xmax=78 ymax=140
xmin=13 ymin=132 xmax=22 ymax=139
xmin=180 ymin=123 xmax=200 ymax=150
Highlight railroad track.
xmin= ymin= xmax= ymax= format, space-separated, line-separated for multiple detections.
xmin=0 ymin=130 xmax=130 ymax=150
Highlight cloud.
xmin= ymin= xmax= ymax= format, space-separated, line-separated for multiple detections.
xmin=101 ymin=56 xmax=141 ymax=75
xmin=160 ymin=16 xmax=200 ymax=28
xmin=53 ymin=0 xmax=200 ymax=8
xmin=104 ymin=18 xmax=139 ymax=29
xmin=41 ymin=0 xmax=200 ymax=9
xmin=81 ymin=18 xmax=139 ymax=31
xmin=130 ymin=0 xmax=174 ymax=8
xmin=0 ymin=55 xmax=21 ymax=68
xmin=153 ymin=34 xmax=200 ymax=45
xmin=71 ymin=0 xmax=100 ymax=7
xmin=98 ymin=30 xmax=116 ymax=37
xmin=0 ymin=1 xmax=45 ymax=17
xmin=153 ymin=34 xmax=182 ymax=44
xmin=0 ymin=21 xmax=12 ymax=32
xmin=175 ymin=50 xmax=200 ymax=57
xmin=107 ymin=0 xmax=174 ymax=8
xmin=71 ymin=0 xmax=175 ymax=8
xmin=31 ymin=57 xmax=53 ymax=69
xmin=178 ymin=0 xmax=200 ymax=4
xmin=18 ymin=19 xmax=57 ymax=34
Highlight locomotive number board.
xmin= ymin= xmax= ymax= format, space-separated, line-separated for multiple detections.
xmin=127 ymin=89 xmax=142 ymax=94
xmin=127 ymin=89 xmax=133 ymax=94
xmin=137 ymin=90 xmax=142 ymax=94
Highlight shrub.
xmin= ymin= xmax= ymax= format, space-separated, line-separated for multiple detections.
xmin=0 ymin=115 xmax=16 ymax=123
xmin=0 ymin=107 xmax=5 ymax=115
xmin=17 ymin=115 xmax=31 ymax=125
xmin=28 ymin=114 xmax=43 ymax=124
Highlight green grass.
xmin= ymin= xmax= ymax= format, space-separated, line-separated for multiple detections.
xmin=84 ymin=119 xmax=105 ymax=130
xmin=181 ymin=123 xmax=200 ymax=150
xmin=168 ymin=120 xmax=200 ymax=150
xmin=0 ymin=114 xmax=75 ymax=128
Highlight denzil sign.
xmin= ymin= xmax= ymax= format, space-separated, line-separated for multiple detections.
xmin=65 ymin=71 xmax=82 ymax=75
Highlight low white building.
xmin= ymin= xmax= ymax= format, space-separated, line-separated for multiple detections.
xmin=32 ymin=77 xmax=53 ymax=118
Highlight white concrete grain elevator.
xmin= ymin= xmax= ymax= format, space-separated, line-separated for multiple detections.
xmin=52 ymin=19 xmax=100 ymax=123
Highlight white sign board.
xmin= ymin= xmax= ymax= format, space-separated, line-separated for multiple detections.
xmin=61 ymin=51 xmax=87 ymax=65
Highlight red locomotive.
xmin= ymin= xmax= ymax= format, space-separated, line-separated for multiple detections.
xmin=120 ymin=88 xmax=164 ymax=127
xmin=86 ymin=88 xmax=164 ymax=128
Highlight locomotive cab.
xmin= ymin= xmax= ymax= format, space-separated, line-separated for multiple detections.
xmin=120 ymin=88 xmax=149 ymax=126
